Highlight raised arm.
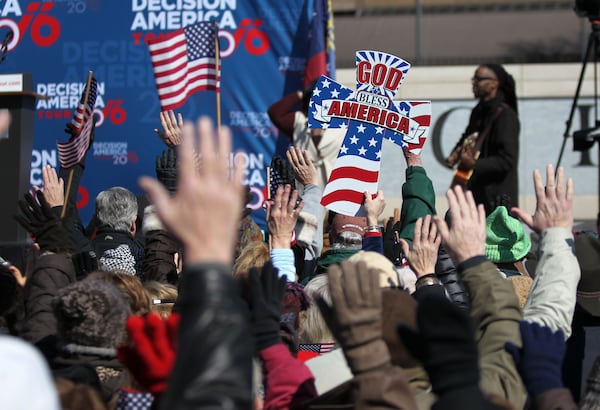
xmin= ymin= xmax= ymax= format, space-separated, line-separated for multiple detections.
xmin=318 ymin=260 xmax=417 ymax=410
xmin=286 ymin=147 xmax=324 ymax=279
xmin=433 ymin=186 xmax=527 ymax=407
xmin=511 ymin=165 xmax=578 ymax=338
xmin=140 ymin=117 xmax=252 ymax=410
xmin=267 ymin=184 xmax=304 ymax=281
xmin=268 ymin=91 xmax=303 ymax=139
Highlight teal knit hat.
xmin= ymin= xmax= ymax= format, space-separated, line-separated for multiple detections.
xmin=485 ymin=206 xmax=531 ymax=263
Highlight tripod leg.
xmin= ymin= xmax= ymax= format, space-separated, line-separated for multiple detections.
xmin=556 ymin=28 xmax=596 ymax=168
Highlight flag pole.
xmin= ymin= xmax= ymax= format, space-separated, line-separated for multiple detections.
xmin=61 ymin=70 xmax=93 ymax=219
xmin=214 ymin=23 xmax=221 ymax=132
xmin=266 ymin=166 xmax=272 ymax=250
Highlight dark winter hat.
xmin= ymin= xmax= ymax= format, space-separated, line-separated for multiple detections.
xmin=575 ymin=233 xmax=600 ymax=317
xmin=483 ymin=63 xmax=518 ymax=114
xmin=485 ymin=206 xmax=531 ymax=263
xmin=53 ymin=279 xmax=128 ymax=348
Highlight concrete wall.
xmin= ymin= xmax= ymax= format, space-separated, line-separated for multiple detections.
xmin=334 ymin=8 xmax=586 ymax=66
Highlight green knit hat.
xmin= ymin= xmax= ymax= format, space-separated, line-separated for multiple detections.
xmin=485 ymin=206 xmax=531 ymax=263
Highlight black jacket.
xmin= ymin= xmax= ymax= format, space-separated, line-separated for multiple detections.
xmin=461 ymin=94 xmax=520 ymax=214
xmin=142 ymin=230 xmax=180 ymax=285
xmin=160 ymin=263 xmax=253 ymax=410
xmin=20 ymin=252 xmax=76 ymax=353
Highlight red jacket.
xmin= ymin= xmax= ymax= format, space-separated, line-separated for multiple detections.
xmin=260 ymin=343 xmax=318 ymax=410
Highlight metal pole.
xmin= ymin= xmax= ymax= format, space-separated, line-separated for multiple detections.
xmin=415 ymin=0 xmax=422 ymax=65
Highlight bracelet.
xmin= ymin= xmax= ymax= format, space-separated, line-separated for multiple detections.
xmin=364 ymin=225 xmax=381 ymax=233
xmin=415 ymin=274 xmax=441 ymax=290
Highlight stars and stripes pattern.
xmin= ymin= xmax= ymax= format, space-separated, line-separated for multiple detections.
xmin=116 ymin=389 xmax=153 ymax=410
xmin=57 ymin=76 xmax=97 ymax=169
xmin=321 ymin=120 xmax=382 ymax=215
xmin=298 ymin=342 xmax=336 ymax=354
xmin=381 ymin=101 xmax=431 ymax=154
xmin=268 ymin=165 xmax=284 ymax=200
xmin=148 ymin=22 xmax=219 ymax=111
xmin=308 ymin=51 xmax=431 ymax=216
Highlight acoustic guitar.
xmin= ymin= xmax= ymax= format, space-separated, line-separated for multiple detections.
xmin=448 ymin=103 xmax=507 ymax=189
xmin=450 ymin=131 xmax=480 ymax=189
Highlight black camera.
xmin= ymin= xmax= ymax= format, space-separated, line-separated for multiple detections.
xmin=575 ymin=0 xmax=600 ymax=19
xmin=573 ymin=125 xmax=600 ymax=151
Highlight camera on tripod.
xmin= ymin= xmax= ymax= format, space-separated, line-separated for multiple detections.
xmin=575 ymin=0 xmax=600 ymax=20
xmin=574 ymin=124 xmax=600 ymax=151
xmin=570 ymin=1 xmax=600 ymax=152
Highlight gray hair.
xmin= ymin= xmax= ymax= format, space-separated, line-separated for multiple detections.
xmin=95 ymin=187 xmax=137 ymax=232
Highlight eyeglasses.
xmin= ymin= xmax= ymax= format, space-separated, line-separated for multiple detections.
xmin=471 ymin=76 xmax=497 ymax=83
xmin=152 ymin=298 xmax=176 ymax=305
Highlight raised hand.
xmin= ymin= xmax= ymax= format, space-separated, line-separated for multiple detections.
xmin=317 ymin=260 xmax=390 ymax=374
xmin=247 ymin=262 xmax=286 ymax=352
xmin=155 ymin=147 xmax=178 ymax=195
xmin=154 ymin=110 xmax=183 ymax=147
xmin=399 ymin=215 xmax=441 ymax=278
xmin=286 ymin=146 xmax=318 ymax=187
xmin=511 ymin=164 xmax=573 ymax=233
xmin=118 ymin=312 xmax=180 ymax=396
xmin=14 ymin=190 xmax=68 ymax=253
xmin=267 ymin=184 xmax=303 ymax=249
xmin=364 ymin=189 xmax=386 ymax=227
xmin=42 ymin=165 xmax=64 ymax=208
xmin=140 ymin=117 xmax=245 ymax=264
xmin=433 ymin=186 xmax=486 ymax=264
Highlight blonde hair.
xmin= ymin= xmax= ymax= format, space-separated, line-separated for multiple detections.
xmin=144 ymin=281 xmax=178 ymax=318
xmin=298 ymin=274 xmax=334 ymax=344
xmin=233 ymin=241 xmax=270 ymax=304
xmin=233 ymin=240 xmax=270 ymax=281
xmin=87 ymin=271 xmax=151 ymax=315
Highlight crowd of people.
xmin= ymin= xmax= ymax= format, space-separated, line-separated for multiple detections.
xmin=1 ymin=63 xmax=600 ymax=410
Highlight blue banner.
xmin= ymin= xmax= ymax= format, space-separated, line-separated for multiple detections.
xmin=2 ymin=0 xmax=310 ymax=228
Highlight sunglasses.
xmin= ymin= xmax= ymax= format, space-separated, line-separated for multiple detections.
xmin=471 ymin=76 xmax=497 ymax=83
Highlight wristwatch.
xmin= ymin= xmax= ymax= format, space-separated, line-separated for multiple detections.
xmin=415 ymin=274 xmax=441 ymax=290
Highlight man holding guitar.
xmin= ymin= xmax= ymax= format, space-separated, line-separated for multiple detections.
xmin=445 ymin=64 xmax=520 ymax=215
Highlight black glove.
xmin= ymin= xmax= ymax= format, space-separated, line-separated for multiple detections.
xmin=247 ymin=261 xmax=286 ymax=352
xmin=156 ymin=147 xmax=178 ymax=195
xmin=71 ymin=250 xmax=98 ymax=280
xmin=397 ymin=287 xmax=479 ymax=396
xmin=383 ymin=220 xmax=402 ymax=266
xmin=14 ymin=190 xmax=68 ymax=253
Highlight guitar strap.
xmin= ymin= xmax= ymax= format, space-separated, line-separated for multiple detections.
xmin=472 ymin=102 xmax=508 ymax=155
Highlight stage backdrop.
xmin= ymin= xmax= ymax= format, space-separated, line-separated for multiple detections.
xmin=0 ymin=0 xmax=314 ymax=227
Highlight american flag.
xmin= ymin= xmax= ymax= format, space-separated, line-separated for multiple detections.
xmin=308 ymin=51 xmax=431 ymax=216
xmin=298 ymin=342 xmax=336 ymax=354
xmin=268 ymin=156 xmax=296 ymax=199
xmin=268 ymin=166 xmax=284 ymax=200
xmin=57 ymin=76 xmax=97 ymax=169
xmin=148 ymin=22 xmax=219 ymax=111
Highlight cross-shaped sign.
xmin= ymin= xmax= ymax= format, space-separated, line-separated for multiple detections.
xmin=308 ymin=50 xmax=431 ymax=216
